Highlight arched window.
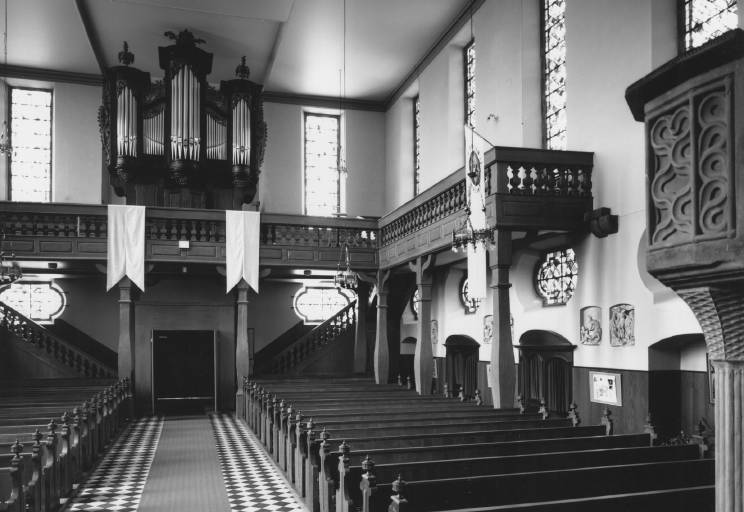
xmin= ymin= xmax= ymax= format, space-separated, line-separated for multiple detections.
xmin=0 ymin=281 xmax=66 ymax=323
xmin=535 ymin=248 xmax=578 ymax=306
xmin=293 ymin=285 xmax=355 ymax=324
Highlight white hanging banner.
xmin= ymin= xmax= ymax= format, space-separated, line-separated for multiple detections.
xmin=464 ymin=124 xmax=489 ymax=299
xmin=106 ymin=204 xmax=146 ymax=292
xmin=225 ymin=210 xmax=261 ymax=293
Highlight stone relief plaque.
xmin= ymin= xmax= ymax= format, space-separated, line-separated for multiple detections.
xmin=580 ymin=306 xmax=602 ymax=345
xmin=609 ymin=303 xmax=635 ymax=346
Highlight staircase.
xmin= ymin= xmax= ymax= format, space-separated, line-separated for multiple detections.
xmin=0 ymin=300 xmax=117 ymax=379
xmin=254 ymin=301 xmax=357 ymax=376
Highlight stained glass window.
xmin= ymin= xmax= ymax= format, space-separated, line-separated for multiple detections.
xmin=10 ymin=88 xmax=53 ymax=202
xmin=464 ymin=40 xmax=476 ymax=128
xmin=0 ymin=281 xmax=66 ymax=324
xmin=543 ymin=0 xmax=566 ymax=151
xmin=460 ymin=277 xmax=481 ymax=314
xmin=535 ymin=248 xmax=578 ymax=306
xmin=682 ymin=0 xmax=738 ymax=50
xmin=413 ymin=95 xmax=421 ymax=196
xmin=304 ymin=112 xmax=344 ymax=216
xmin=293 ymin=285 xmax=355 ymax=324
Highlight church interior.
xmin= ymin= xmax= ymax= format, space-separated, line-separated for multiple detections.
xmin=0 ymin=0 xmax=741 ymax=510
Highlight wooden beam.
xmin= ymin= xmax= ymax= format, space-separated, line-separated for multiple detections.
xmin=384 ymin=0 xmax=486 ymax=109
xmin=75 ymin=0 xmax=108 ymax=73
xmin=0 ymin=64 xmax=102 ymax=86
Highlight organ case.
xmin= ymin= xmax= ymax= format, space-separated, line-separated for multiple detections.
xmin=99 ymin=30 xmax=267 ymax=209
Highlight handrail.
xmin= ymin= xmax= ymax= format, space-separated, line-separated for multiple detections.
xmin=0 ymin=301 xmax=117 ymax=379
xmin=0 ymin=202 xmax=379 ymax=249
xmin=264 ymin=300 xmax=357 ymax=375
xmin=378 ymin=146 xmax=594 ymax=248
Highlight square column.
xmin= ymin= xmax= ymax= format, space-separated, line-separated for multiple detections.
xmin=235 ymin=280 xmax=251 ymax=417
xmin=410 ymin=256 xmax=434 ymax=395
xmin=374 ymin=270 xmax=390 ymax=384
xmin=488 ymin=231 xmax=516 ymax=408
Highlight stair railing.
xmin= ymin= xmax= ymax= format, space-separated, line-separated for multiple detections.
xmin=268 ymin=301 xmax=357 ymax=375
xmin=0 ymin=301 xmax=117 ymax=378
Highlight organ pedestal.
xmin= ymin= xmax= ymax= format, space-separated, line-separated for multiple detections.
xmin=99 ymin=30 xmax=267 ymax=209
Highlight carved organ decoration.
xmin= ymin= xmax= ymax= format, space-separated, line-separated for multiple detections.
xmin=100 ymin=31 xmax=267 ymax=208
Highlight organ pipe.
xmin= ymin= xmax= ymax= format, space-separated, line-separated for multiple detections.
xmin=103 ymin=32 xmax=265 ymax=202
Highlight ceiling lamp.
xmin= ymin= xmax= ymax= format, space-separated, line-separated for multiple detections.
xmin=334 ymin=243 xmax=358 ymax=290
xmin=451 ymin=213 xmax=494 ymax=252
xmin=99 ymin=30 xmax=267 ymax=208
xmin=0 ymin=231 xmax=22 ymax=285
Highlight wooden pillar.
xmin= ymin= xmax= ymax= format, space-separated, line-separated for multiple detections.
xmin=235 ymin=280 xmax=251 ymax=417
xmin=488 ymin=230 xmax=516 ymax=408
xmin=353 ymin=281 xmax=370 ymax=374
xmin=410 ymin=256 xmax=433 ymax=395
xmin=677 ymin=286 xmax=744 ymax=512
xmin=117 ymin=278 xmax=135 ymax=383
xmin=374 ymin=270 xmax=390 ymax=385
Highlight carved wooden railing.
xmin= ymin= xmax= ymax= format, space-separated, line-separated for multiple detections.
xmin=0 ymin=203 xmax=379 ymax=270
xmin=0 ymin=301 xmax=117 ymax=378
xmin=378 ymin=147 xmax=594 ymax=268
xmin=265 ymin=301 xmax=357 ymax=375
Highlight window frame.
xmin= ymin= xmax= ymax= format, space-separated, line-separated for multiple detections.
xmin=540 ymin=0 xmax=567 ymax=151
xmin=678 ymin=0 xmax=739 ymax=53
xmin=8 ymin=86 xmax=54 ymax=202
xmin=413 ymin=94 xmax=421 ymax=196
xmin=302 ymin=110 xmax=342 ymax=216
xmin=463 ymin=38 xmax=476 ymax=128
xmin=533 ymin=247 xmax=578 ymax=307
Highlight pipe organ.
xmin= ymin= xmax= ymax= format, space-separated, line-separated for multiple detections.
xmin=99 ymin=30 xmax=266 ymax=209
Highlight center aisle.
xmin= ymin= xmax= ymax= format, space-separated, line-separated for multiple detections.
xmin=138 ymin=416 xmax=232 ymax=512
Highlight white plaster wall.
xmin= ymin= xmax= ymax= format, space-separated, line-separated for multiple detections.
xmin=384 ymin=94 xmax=414 ymax=212
xmin=53 ymin=83 xmax=103 ymax=204
xmin=260 ymin=101 xmax=386 ymax=217
xmin=383 ymin=0 xmax=542 ymax=213
xmin=386 ymin=0 xmax=703 ymax=374
xmin=509 ymin=0 xmax=702 ymax=372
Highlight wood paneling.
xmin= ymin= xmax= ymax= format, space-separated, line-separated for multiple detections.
xmin=573 ymin=366 xmax=648 ymax=435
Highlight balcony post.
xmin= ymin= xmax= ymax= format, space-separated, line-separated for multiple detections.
xmin=488 ymin=230 xmax=516 ymax=408
xmin=117 ymin=277 xmax=135 ymax=385
xmin=410 ymin=255 xmax=433 ymax=395
xmin=354 ymin=281 xmax=371 ymax=374
xmin=374 ymin=270 xmax=390 ymax=384
xmin=235 ymin=279 xmax=251 ymax=417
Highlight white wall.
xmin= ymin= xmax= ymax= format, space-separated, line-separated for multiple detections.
xmin=386 ymin=0 xmax=704 ymax=374
xmin=53 ymin=83 xmax=103 ymax=204
xmin=0 ymin=80 xmax=102 ymax=203
xmin=260 ymin=101 xmax=386 ymax=217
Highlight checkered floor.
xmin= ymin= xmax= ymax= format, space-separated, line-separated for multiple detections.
xmin=210 ymin=413 xmax=307 ymax=512
xmin=65 ymin=417 xmax=163 ymax=512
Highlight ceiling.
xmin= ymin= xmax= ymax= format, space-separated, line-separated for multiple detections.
xmin=4 ymin=0 xmax=473 ymax=104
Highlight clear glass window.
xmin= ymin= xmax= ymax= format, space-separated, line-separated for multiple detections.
xmin=10 ymin=88 xmax=53 ymax=202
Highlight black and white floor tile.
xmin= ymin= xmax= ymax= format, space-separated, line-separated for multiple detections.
xmin=65 ymin=417 xmax=163 ymax=512
xmin=210 ymin=413 xmax=306 ymax=512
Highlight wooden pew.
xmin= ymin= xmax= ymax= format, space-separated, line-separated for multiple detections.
xmin=372 ymin=459 xmax=714 ymax=512
xmin=336 ymin=444 xmax=701 ymax=512
xmin=300 ymin=425 xmax=607 ymax=512
xmin=429 ymin=485 xmax=715 ymax=511
xmin=0 ymin=378 xmax=131 ymax=512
